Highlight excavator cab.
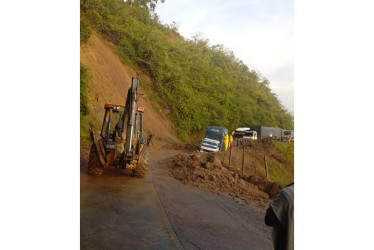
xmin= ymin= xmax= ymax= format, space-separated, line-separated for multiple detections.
xmin=100 ymin=104 xmax=125 ymax=150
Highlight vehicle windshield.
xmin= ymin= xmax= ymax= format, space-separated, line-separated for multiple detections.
xmin=203 ymin=139 xmax=218 ymax=146
xmin=110 ymin=110 xmax=123 ymax=131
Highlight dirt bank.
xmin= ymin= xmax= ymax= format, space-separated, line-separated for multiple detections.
xmin=80 ymin=33 xmax=181 ymax=148
xmin=169 ymin=151 xmax=282 ymax=203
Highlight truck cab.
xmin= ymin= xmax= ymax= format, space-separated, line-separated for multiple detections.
xmin=200 ymin=126 xmax=228 ymax=153
xmin=281 ymin=130 xmax=292 ymax=142
xmin=200 ymin=138 xmax=220 ymax=152
xmin=233 ymin=127 xmax=258 ymax=144
xmin=243 ymin=130 xmax=257 ymax=141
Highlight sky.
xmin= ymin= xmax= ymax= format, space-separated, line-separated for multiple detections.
xmin=155 ymin=0 xmax=294 ymax=113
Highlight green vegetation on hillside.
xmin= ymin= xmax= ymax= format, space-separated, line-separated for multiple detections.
xmin=80 ymin=63 xmax=90 ymax=115
xmin=80 ymin=62 xmax=100 ymax=148
xmin=80 ymin=0 xmax=294 ymax=143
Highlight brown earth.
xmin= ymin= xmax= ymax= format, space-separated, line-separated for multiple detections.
xmin=80 ymin=33 xmax=180 ymax=149
xmin=169 ymin=151 xmax=282 ymax=203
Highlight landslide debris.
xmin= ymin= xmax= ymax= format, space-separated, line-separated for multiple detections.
xmin=170 ymin=152 xmax=282 ymax=202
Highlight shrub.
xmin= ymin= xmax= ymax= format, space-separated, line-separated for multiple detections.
xmin=80 ymin=17 xmax=91 ymax=43
xmin=80 ymin=63 xmax=90 ymax=115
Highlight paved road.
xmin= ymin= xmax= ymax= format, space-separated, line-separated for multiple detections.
xmin=80 ymin=149 xmax=273 ymax=250
xmin=80 ymin=159 xmax=182 ymax=249
xmin=151 ymin=150 xmax=273 ymax=250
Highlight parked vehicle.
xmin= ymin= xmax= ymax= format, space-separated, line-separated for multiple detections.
xmin=249 ymin=126 xmax=282 ymax=141
xmin=281 ymin=130 xmax=294 ymax=142
xmin=233 ymin=127 xmax=258 ymax=142
xmin=281 ymin=130 xmax=292 ymax=142
xmin=200 ymin=126 xmax=228 ymax=152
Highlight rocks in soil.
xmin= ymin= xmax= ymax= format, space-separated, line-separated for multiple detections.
xmin=170 ymin=152 xmax=280 ymax=202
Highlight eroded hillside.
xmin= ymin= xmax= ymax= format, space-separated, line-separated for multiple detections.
xmin=80 ymin=33 xmax=180 ymax=149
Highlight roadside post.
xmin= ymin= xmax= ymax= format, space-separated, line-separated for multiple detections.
xmin=264 ymin=155 xmax=269 ymax=179
xmin=242 ymin=143 xmax=245 ymax=175
xmin=229 ymin=143 xmax=233 ymax=169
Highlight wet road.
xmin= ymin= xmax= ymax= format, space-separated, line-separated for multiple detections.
xmin=80 ymin=162 xmax=182 ymax=249
xmin=151 ymin=150 xmax=273 ymax=250
xmin=80 ymin=149 xmax=273 ymax=250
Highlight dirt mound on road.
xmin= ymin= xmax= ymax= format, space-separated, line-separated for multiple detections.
xmin=170 ymin=152 xmax=281 ymax=202
xmin=241 ymin=175 xmax=282 ymax=199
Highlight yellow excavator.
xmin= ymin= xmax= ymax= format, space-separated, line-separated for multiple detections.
xmin=87 ymin=77 xmax=152 ymax=177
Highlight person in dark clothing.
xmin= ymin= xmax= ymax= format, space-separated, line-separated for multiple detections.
xmin=115 ymin=118 xmax=124 ymax=138
xmin=265 ymin=183 xmax=294 ymax=250
xmin=265 ymin=206 xmax=288 ymax=250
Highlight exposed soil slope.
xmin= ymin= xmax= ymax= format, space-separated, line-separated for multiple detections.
xmin=80 ymin=33 xmax=180 ymax=148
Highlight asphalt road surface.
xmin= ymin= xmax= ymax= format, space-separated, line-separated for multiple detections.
xmin=80 ymin=149 xmax=273 ymax=250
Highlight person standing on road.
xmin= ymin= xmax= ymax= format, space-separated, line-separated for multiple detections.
xmin=223 ymin=132 xmax=229 ymax=151
xmin=229 ymin=133 xmax=233 ymax=148
xmin=265 ymin=183 xmax=294 ymax=250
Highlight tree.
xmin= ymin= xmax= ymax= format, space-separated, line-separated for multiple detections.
xmin=127 ymin=0 xmax=165 ymax=11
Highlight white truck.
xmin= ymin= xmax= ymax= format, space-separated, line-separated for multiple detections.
xmin=233 ymin=127 xmax=258 ymax=145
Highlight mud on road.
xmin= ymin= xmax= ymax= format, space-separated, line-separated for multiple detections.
xmin=80 ymin=149 xmax=273 ymax=249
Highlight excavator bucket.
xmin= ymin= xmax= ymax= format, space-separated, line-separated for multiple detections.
xmin=87 ymin=127 xmax=111 ymax=176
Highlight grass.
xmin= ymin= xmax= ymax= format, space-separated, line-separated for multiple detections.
xmin=80 ymin=62 xmax=101 ymax=150
xmin=272 ymin=140 xmax=294 ymax=165
xmin=80 ymin=113 xmax=100 ymax=149
xmin=268 ymin=141 xmax=294 ymax=187
xmin=80 ymin=63 xmax=91 ymax=115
